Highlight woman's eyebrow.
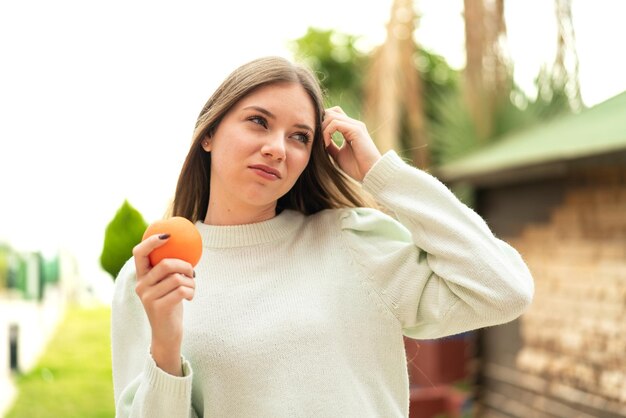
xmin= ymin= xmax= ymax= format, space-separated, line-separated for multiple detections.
xmin=243 ymin=105 xmax=275 ymax=119
xmin=243 ymin=105 xmax=313 ymax=132
xmin=294 ymin=123 xmax=314 ymax=132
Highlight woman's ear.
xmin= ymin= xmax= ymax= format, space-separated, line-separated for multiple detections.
xmin=201 ymin=136 xmax=212 ymax=152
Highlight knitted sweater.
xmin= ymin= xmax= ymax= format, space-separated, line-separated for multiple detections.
xmin=111 ymin=151 xmax=534 ymax=418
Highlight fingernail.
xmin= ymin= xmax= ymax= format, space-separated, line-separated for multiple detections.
xmin=193 ymin=270 xmax=196 ymax=278
xmin=158 ymin=233 xmax=170 ymax=240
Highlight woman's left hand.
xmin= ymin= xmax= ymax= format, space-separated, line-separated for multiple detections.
xmin=322 ymin=106 xmax=382 ymax=182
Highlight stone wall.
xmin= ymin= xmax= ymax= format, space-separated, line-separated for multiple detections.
xmin=480 ymin=166 xmax=626 ymax=417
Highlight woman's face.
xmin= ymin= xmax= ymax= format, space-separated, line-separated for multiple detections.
xmin=204 ymin=82 xmax=316 ymax=217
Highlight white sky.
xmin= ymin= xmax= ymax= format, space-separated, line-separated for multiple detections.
xmin=1 ymin=0 xmax=625 ymax=293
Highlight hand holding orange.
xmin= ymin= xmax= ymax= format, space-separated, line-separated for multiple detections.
xmin=142 ymin=216 xmax=203 ymax=267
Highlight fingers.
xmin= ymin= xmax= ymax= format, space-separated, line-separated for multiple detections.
xmin=136 ymin=257 xmax=194 ymax=297
xmin=325 ymin=105 xmax=346 ymax=115
xmin=139 ymin=272 xmax=195 ymax=304
xmin=134 ymin=238 xmax=196 ymax=309
xmin=322 ymin=105 xmax=383 ymax=182
xmin=322 ymin=106 xmax=367 ymax=147
xmin=142 ymin=258 xmax=194 ymax=287
xmin=135 ymin=259 xmax=196 ymax=316
xmin=323 ymin=119 xmax=352 ymax=161
xmin=322 ymin=117 xmax=346 ymax=148
xmin=133 ymin=233 xmax=171 ymax=276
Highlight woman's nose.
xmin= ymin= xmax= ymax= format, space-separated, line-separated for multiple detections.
xmin=261 ymin=133 xmax=286 ymax=161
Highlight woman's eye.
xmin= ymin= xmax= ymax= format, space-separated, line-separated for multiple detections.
xmin=248 ymin=116 xmax=267 ymax=128
xmin=294 ymin=132 xmax=311 ymax=144
xmin=292 ymin=132 xmax=311 ymax=144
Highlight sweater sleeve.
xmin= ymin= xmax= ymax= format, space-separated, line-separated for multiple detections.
xmin=111 ymin=259 xmax=198 ymax=418
xmin=340 ymin=151 xmax=534 ymax=339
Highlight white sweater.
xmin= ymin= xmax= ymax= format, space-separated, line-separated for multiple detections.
xmin=111 ymin=151 xmax=533 ymax=418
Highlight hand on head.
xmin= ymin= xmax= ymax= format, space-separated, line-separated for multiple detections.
xmin=322 ymin=106 xmax=382 ymax=182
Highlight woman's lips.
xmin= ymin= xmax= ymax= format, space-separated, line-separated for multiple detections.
xmin=249 ymin=164 xmax=282 ymax=180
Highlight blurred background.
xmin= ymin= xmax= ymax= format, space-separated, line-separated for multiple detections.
xmin=1 ymin=0 xmax=625 ymax=417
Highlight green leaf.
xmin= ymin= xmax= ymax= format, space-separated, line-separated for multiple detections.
xmin=99 ymin=200 xmax=148 ymax=280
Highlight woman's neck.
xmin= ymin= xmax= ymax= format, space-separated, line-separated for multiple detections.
xmin=203 ymin=201 xmax=277 ymax=226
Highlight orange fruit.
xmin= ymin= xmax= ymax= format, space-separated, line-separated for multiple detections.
xmin=142 ymin=216 xmax=203 ymax=267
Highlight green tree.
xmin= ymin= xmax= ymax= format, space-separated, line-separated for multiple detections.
xmin=290 ymin=26 xmax=459 ymax=165
xmin=0 ymin=243 xmax=10 ymax=290
xmin=429 ymin=0 xmax=576 ymax=167
xmin=290 ymin=17 xmax=572 ymax=170
xmin=290 ymin=27 xmax=367 ymax=118
xmin=100 ymin=200 xmax=148 ymax=280
xmin=428 ymin=79 xmax=573 ymax=168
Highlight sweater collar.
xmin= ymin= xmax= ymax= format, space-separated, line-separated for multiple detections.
xmin=195 ymin=209 xmax=303 ymax=248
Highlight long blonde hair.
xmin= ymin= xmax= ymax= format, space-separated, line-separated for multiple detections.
xmin=172 ymin=56 xmax=374 ymax=222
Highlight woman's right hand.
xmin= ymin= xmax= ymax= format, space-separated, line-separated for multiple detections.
xmin=132 ymin=234 xmax=195 ymax=376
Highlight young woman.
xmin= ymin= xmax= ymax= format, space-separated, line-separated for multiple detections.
xmin=111 ymin=56 xmax=533 ymax=417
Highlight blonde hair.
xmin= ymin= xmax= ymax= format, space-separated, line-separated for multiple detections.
xmin=172 ymin=56 xmax=374 ymax=222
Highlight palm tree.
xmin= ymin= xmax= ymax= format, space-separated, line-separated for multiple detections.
xmin=363 ymin=0 xmax=429 ymax=169
xmin=436 ymin=0 xmax=579 ymax=167
xmin=363 ymin=0 xmax=580 ymax=171
xmin=463 ymin=0 xmax=511 ymax=142
xmin=550 ymin=0 xmax=582 ymax=110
